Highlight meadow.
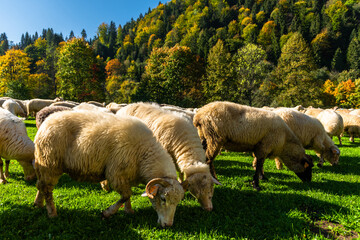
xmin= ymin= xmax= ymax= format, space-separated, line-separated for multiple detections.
xmin=0 ymin=119 xmax=359 ymax=239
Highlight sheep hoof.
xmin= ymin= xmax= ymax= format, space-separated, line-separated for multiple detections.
xmin=252 ymin=181 xmax=261 ymax=191
xmin=0 ymin=179 xmax=7 ymax=184
xmin=125 ymin=208 xmax=135 ymax=214
xmin=101 ymin=211 xmax=111 ymax=219
xmin=259 ymin=175 xmax=268 ymax=181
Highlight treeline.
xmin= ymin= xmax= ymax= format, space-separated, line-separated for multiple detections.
xmin=1 ymin=0 xmax=360 ymax=108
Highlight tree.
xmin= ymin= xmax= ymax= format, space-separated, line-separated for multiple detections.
xmin=331 ymin=48 xmax=346 ymax=71
xmin=0 ymin=33 xmax=9 ymax=55
xmin=203 ymin=39 xmax=237 ymax=103
xmin=0 ymin=49 xmax=31 ymax=98
xmin=56 ymin=38 xmax=105 ymax=101
xmin=81 ymin=29 xmax=87 ymax=40
xmin=144 ymin=45 xmax=204 ymax=106
xmin=272 ymin=32 xmax=320 ymax=106
xmin=234 ymin=43 xmax=272 ymax=106
xmin=347 ymin=36 xmax=360 ymax=70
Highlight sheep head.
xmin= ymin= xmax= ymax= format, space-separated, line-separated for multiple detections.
xmin=294 ymin=154 xmax=313 ymax=182
xmin=181 ymin=172 xmax=221 ymax=211
xmin=322 ymin=146 xmax=340 ymax=166
xmin=142 ymin=178 xmax=184 ymax=227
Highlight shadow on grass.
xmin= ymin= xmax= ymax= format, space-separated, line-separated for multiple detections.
xmin=0 ymin=204 xmax=144 ymax=240
xmin=24 ymin=122 xmax=37 ymax=128
xmin=171 ymin=187 xmax=348 ymax=239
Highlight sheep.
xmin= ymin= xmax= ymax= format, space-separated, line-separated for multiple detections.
xmin=27 ymin=98 xmax=62 ymax=117
xmin=0 ymin=108 xmax=35 ymax=184
xmin=160 ymin=105 xmax=195 ymax=121
xmin=336 ymin=112 xmax=360 ymax=142
xmin=35 ymin=106 xmax=73 ymax=128
xmin=106 ymin=102 xmax=128 ymax=114
xmin=117 ymin=102 xmax=220 ymax=211
xmin=350 ymin=109 xmax=360 ymax=116
xmin=73 ymin=102 xmax=113 ymax=114
xmin=273 ymin=109 xmax=340 ymax=168
xmin=50 ymin=101 xmax=79 ymax=108
xmin=193 ymin=101 xmax=313 ymax=191
xmin=316 ymin=109 xmax=344 ymax=146
xmin=336 ymin=109 xmax=351 ymax=115
xmin=87 ymin=100 xmax=105 ymax=107
xmin=2 ymin=99 xmax=27 ymax=117
xmin=33 ymin=110 xmax=184 ymax=227
xmin=304 ymin=108 xmax=323 ymax=117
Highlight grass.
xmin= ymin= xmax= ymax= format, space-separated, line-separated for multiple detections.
xmin=0 ymin=119 xmax=359 ymax=239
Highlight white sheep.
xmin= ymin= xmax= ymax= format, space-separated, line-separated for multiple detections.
xmin=193 ymin=101 xmax=313 ymax=191
xmin=117 ymin=102 xmax=220 ymax=211
xmin=27 ymin=98 xmax=62 ymax=116
xmin=33 ymin=110 xmax=184 ymax=227
xmin=316 ymin=109 xmax=344 ymax=146
xmin=2 ymin=99 xmax=27 ymax=117
xmin=273 ymin=109 xmax=340 ymax=168
xmin=336 ymin=112 xmax=360 ymax=142
xmin=350 ymin=109 xmax=360 ymax=116
xmin=73 ymin=102 xmax=113 ymax=114
xmin=105 ymin=102 xmax=128 ymax=114
xmin=304 ymin=108 xmax=324 ymax=117
xmin=0 ymin=108 xmax=35 ymax=183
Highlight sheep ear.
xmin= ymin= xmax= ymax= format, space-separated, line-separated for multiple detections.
xmin=331 ymin=146 xmax=340 ymax=155
xmin=212 ymin=176 xmax=222 ymax=186
xmin=181 ymin=180 xmax=189 ymax=192
xmin=145 ymin=185 xmax=159 ymax=199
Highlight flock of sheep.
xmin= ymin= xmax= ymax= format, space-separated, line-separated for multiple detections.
xmin=0 ymin=96 xmax=357 ymax=227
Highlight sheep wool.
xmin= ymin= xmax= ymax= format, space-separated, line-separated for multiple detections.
xmin=0 ymin=108 xmax=35 ymax=183
xmin=193 ymin=101 xmax=313 ymax=190
xmin=33 ymin=110 xmax=184 ymax=227
xmin=117 ymin=102 xmax=218 ymax=211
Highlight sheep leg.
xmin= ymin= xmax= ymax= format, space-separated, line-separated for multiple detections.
xmin=275 ymin=158 xmax=283 ymax=170
xmin=4 ymin=160 xmax=10 ymax=179
xmin=206 ymin=145 xmax=221 ymax=179
xmin=124 ymin=199 xmax=134 ymax=214
xmin=102 ymin=196 xmax=130 ymax=219
xmin=100 ymin=180 xmax=110 ymax=192
xmin=0 ymin=159 xmax=7 ymax=184
xmin=252 ymin=157 xmax=267 ymax=181
xmin=35 ymin=180 xmax=58 ymax=217
xmin=252 ymin=157 xmax=265 ymax=191
xmin=337 ymin=135 xmax=342 ymax=146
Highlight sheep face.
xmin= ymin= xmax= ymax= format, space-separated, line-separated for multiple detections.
xmin=294 ymin=155 xmax=313 ymax=182
xmin=182 ymin=172 xmax=216 ymax=211
xmin=322 ymin=146 xmax=340 ymax=166
xmin=144 ymin=178 xmax=184 ymax=227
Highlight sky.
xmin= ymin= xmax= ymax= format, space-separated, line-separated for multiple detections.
xmin=0 ymin=0 xmax=162 ymax=44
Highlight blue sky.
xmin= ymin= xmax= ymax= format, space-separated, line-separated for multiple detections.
xmin=0 ymin=0 xmax=162 ymax=44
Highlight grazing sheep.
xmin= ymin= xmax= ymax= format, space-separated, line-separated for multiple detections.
xmin=73 ymin=102 xmax=112 ymax=114
xmin=273 ymin=109 xmax=340 ymax=168
xmin=27 ymin=98 xmax=62 ymax=117
xmin=336 ymin=112 xmax=360 ymax=142
xmin=50 ymin=101 xmax=79 ymax=108
xmin=350 ymin=109 xmax=360 ymax=116
xmin=2 ymin=99 xmax=27 ymax=117
xmin=87 ymin=101 xmax=105 ymax=107
xmin=0 ymin=108 xmax=35 ymax=183
xmin=35 ymin=106 xmax=72 ymax=128
xmin=304 ymin=108 xmax=323 ymax=117
xmin=193 ymin=101 xmax=313 ymax=190
xmin=160 ymin=105 xmax=195 ymax=121
xmin=33 ymin=111 xmax=184 ymax=227
xmin=316 ymin=109 xmax=344 ymax=146
xmin=106 ymin=102 xmax=128 ymax=114
xmin=117 ymin=103 xmax=220 ymax=211
xmin=336 ymin=109 xmax=351 ymax=115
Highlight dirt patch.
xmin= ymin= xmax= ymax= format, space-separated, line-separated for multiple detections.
xmin=311 ymin=220 xmax=359 ymax=240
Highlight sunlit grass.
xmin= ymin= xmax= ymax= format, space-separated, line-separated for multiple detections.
xmin=0 ymin=119 xmax=359 ymax=239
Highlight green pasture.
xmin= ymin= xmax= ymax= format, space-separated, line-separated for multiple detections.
xmin=0 ymin=119 xmax=359 ymax=239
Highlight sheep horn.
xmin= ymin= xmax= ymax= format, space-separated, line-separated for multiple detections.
xmin=145 ymin=178 xmax=171 ymax=199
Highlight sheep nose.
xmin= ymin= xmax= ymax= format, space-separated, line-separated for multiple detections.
xmin=203 ymin=206 xmax=213 ymax=211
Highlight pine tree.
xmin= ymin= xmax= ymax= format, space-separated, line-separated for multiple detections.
xmin=331 ymin=48 xmax=346 ymax=71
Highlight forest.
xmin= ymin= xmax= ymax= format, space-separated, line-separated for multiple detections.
xmin=1 ymin=0 xmax=360 ymax=108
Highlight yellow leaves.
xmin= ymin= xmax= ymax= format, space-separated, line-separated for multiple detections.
xmin=241 ymin=17 xmax=253 ymax=26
